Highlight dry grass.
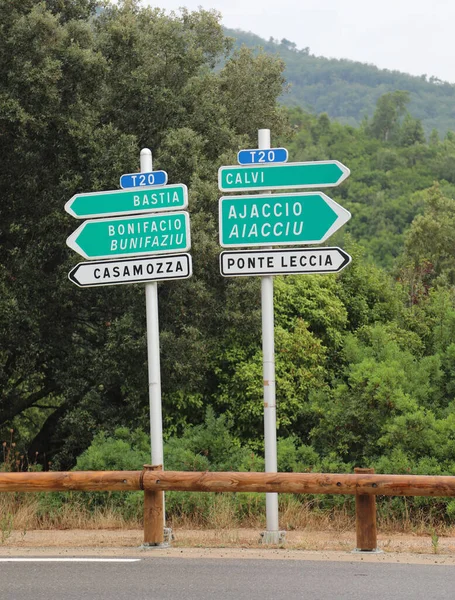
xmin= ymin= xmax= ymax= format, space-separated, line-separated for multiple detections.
xmin=279 ymin=496 xmax=355 ymax=533
xmin=0 ymin=493 xmax=138 ymax=532
xmin=376 ymin=506 xmax=454 ymax=537
xmin=3 ymin=492 xmax=455 ymax=555
xmin=1 ymin=491 xmax=455 ymax=544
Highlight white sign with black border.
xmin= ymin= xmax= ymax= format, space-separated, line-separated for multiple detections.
xmin=69 ymin=253 xmax=192 ymax=287
xmin=220 ymin=247 xmax=351 ymax=277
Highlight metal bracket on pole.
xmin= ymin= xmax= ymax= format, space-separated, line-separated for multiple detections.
xmin=259 ymin=530 xmax=286 ymax=545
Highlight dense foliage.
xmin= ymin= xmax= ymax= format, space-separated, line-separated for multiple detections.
xmin=0 ymin=0 xmax=288 ymax=468
xmin=225 ymin=28 xmax=455 ymax=136
xmin=284 ymin=102 xmax=455 ymax=269
xmin=3 ymin=1 xmax=455 ymax=528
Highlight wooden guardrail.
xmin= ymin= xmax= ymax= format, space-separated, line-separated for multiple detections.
xmin=0 ymin=471 xmax=142 ymax=492
xmin=2 ymin=467 xmax=455 ymax=550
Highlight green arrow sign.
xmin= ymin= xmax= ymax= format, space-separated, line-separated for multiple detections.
xmin=219 ymin=192 xmax=351 ymax=248
xmin=218 ymin=161 xmax=349 ymax=192
xmin=67 ymin=211 xmax=190 ymax=260
xmin=65 ymin=184 xmax=188 ymax=219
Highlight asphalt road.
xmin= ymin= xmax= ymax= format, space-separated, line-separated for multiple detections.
xmin=1 ymin=557 xmax=454 ymax=600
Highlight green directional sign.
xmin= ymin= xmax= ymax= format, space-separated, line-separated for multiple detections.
xmin=65 ymin=184 xmax=188 ymax=219
xmin=67 ymin=211 xmax=190 ymax=260
xmin=218 ymin=160 xmax=349 ymax=192
xmin=219 ymin=192 xmax=351 ymax=248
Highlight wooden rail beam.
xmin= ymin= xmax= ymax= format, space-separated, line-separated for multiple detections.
xmin=142 ymin=471 xmax=455 ymax=497
xmin=2 ymin=471 xmax=455 ymax=497
xmin=0 ymin=471 xmax=142 ymax=492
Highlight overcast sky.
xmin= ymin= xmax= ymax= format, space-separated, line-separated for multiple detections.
xmin=144 ymin=0 xmax=455 ymax=83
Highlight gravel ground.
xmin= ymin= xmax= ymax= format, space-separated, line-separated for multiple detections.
xmin=1 ymin=528 xmax=455 ymax=564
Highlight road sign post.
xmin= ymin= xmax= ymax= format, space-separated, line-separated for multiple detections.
xmin=140 ymin=149 xmax=169 ymax=546
xmin=65 ymin=149 xmax=191 ymax=547
xmin=257 ymin=129 xmax=282 ymax=545
xmin=222 ymin=133 xmax=352 ymax=544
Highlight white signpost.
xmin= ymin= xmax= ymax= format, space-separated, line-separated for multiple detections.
xmin=218 ymin=130 xmax=351 ymax=544
xmin=66 ymin=149 xmax=191 ymax=547
xmin=140 ymin=149 xmax=165 ymax=512
xmin=257 ymin=129 xmax=280 ymax=544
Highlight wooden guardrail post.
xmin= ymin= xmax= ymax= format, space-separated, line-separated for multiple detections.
xmin=143 ymin=464 xmax=164 ymax=546
xmin=354 ymin=467 xmax=378 ymax=552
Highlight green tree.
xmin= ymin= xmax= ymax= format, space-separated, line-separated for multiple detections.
xmin=310 ymin=323 xmax=442 ymax=463
xmin=0 ymin=0 xmax=289 ymax=467
xmin=403 ymin=184 xmax=455 ymax=285
xmin=369 ymin=91 xmax=410 ymax=142
xmin=218 ymin=46 xmax=289 ymax=140
xmin=399 ymin=114 xmax=426 ymax=147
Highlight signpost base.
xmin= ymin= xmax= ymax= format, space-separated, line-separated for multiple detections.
xmin=259 ymin=530 xmax=286 ymax=545
xmin=140 ymin=528 xmax=174 ymax=550
xmin=164 ymin=527 xmax=174 ymax=544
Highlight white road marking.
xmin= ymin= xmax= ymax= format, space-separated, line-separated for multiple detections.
xmin=0 ymin=558 xmax=140 ymax=562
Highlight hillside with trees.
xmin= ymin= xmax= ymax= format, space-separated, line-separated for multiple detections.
xmin=3 ymin=0 xmax=455 ymax=525
xmin=225 ymin=28 xmax=455 ymax=137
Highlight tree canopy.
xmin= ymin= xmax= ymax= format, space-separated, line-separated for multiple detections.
xmin=226 ymin=27 xmax=455 ymax=137
xmin=0 ymin=0 xmax=288 ymax=467
xmin=3 ymin=1 xmax=455 ymax=499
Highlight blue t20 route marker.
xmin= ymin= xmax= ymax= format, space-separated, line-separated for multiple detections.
xmin=237 ymin=148 xmax=288 ymax=165
xmin=120 ymin=170 xmax=168 ymax=189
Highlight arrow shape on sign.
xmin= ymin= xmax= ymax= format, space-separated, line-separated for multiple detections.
xmin=219 ymin=192 xmax=351 ymax=248
xmin=218 ymin=160 xmax=350 ymax=192
xmin=68 ymin=254 xmax=192 ymax=287
xmin=66 ymin=211 xmax=191 ymax=260
xmin=220 ymin=247 xmax=351 ymax=277
xmin=65 ymin=184 xmax=188 ymax=219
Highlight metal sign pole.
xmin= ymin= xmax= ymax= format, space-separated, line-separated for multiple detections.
xmin=140 ymin=149 xmax=174 ymax=546
xmin=258 ymin=129 xmax=284 ymax=544
xmin=141 ymin=149 xmax=164 ymax=472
